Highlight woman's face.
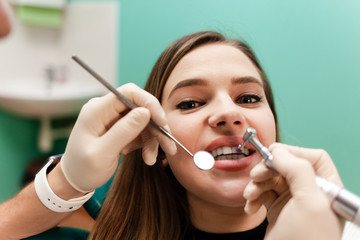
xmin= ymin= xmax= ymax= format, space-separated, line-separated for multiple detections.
xmin=161 ymin=43 xmax=276 ymax=209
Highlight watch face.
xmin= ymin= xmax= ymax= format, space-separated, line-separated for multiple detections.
xmin=47 ymin=155 xmax=62 ymax=174
xmin=38 ymin=155 xmax=62 ymax=175
xmin=24 ymin=155 xmax=63 ymax=186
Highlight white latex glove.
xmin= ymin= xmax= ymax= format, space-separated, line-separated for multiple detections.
xmin=61 ymin=83 xmax=177 ymax=193
xmin=244 ymin=143 xmax=343 ymax=240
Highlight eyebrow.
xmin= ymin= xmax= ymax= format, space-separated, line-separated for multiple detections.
xmin=232 ymin=76 xmax=263 ymax=86
xmin=167 ymin=76 xmax=263 ymax=99
xmin=168 ymin=78 xmax=207 ymax=98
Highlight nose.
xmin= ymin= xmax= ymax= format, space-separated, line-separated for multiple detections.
xmin=208 ymin=97 xmax=245 ymax=129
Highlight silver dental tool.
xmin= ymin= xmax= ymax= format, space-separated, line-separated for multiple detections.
xmin=239 ymin=127 xmax=360 ymax=226
xmin=240 ymin=128 xmax=275 ymax=169
xmin=72 ymin=55 xmax=214 ymax=170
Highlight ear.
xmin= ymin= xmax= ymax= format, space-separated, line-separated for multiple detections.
xmin=162 ymin=158 xmax=168 ymax=167
xmin=157 ymin=147 xmax=168 ymax=166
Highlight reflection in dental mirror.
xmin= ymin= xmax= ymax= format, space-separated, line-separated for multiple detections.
xmin=193 ymin=151 xmax=215 ymax=170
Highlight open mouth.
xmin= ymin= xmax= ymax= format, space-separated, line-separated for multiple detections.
xmin=211 ymin=146 xmax=253 ymax=160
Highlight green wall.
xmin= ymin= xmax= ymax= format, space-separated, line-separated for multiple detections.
xmin=0 ymin=113 xmax=66 ymax=202
xmin=118 ymin=0 xmax=360 ymax=193
xmin=1 ymin=0 xmax=359 ymax=202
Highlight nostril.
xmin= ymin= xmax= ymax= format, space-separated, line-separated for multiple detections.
xmin=216 ymin=120 xmax=241 ymax=126
xmin=209 ymin=111 xmax=244 ymax=128
xmin=217 ymin=121 xmax=226 ymax=126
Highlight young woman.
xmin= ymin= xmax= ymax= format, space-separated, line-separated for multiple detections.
xmin=83 ymin=31 xmax=341 ymax=239
xmin=0 ymin=31 xmax=343 ymax=239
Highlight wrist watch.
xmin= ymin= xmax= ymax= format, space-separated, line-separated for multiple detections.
xmin=34 ymin=154 xmax=94 ymax=213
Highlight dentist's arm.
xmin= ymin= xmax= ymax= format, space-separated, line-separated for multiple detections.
xmin=0 ymin=84 xmax=176 ymax=239
xmin=244 ymin=143 xmax=343 ymax=240
xmin=0 ymin=168 xmax=83 ymax=239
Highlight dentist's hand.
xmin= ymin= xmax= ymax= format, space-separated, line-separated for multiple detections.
xmin=244 ymin=143 xmax=343 ymax=240
xmin=60 ymin=83 xmax=176 ymax=193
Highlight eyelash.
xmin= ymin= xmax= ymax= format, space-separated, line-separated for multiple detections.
xmin=176 ymin=99 xmax=205 ymax=110
xmin=176 ymin=94 xmax=262 ymax=110
xmin=236 ymin=94 xmax=262 ymax=104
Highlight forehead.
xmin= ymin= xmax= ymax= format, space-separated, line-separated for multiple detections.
xmin=162 ymin=43 xmax=262 ymax=99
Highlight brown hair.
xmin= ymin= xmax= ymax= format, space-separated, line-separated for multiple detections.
xmin=89 ymin=31 xmax=278 ymax=240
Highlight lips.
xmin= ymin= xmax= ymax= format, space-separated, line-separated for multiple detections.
xmin=204 ymin=136 xmax=256 ymax=171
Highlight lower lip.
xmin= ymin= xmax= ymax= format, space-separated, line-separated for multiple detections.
xmin=213 ymin=155 xmax=254 ymax=171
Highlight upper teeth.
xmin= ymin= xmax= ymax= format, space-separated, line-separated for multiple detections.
xmin=211 ymin=146 xmax=249 ymax=158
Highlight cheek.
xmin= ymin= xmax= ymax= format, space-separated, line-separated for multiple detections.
xmin=165 ymin=139 xmax=201 ymax=196
xmin=165 ymin=112 xmax=205 ymax=186
xmin=248 ymin=108 xmax=277 ymax=145
xmin=166 ymin=112 xmax=203 ymax=153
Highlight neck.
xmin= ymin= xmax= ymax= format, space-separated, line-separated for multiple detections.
xmin=188 ymin=194 xmax=267 ymax=233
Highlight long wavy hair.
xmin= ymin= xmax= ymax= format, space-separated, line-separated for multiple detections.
xmin=89 ymin=31 xmax=279 ymax=240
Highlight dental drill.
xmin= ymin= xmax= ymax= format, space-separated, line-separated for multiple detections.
xmin=239 ymin=127 xmax=360 ymax=227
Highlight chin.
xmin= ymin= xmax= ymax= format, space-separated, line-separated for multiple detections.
xmin=208 ymin=186 xmax=248 ymax=208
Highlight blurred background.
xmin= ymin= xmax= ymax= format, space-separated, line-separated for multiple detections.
xmin=0 ymin=0 xmax=359 ymax=202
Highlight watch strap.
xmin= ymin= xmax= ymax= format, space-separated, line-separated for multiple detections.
xmin=34 ymin=154 xmax=94 ymax=213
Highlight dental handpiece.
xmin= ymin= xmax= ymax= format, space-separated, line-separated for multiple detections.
xmin=241 ymin=129 xmax=275 ymax=170
xmin=240 ymin=127 xmax=360 ymax=226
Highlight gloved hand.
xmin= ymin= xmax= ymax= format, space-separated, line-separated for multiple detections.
xmin=60 ymin=83 xmax=177 ymax=193
xmin=244 ymin=143 xmax=343 ymax=240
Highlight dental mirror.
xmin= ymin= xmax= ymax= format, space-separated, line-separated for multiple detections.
xmin=193 ymin=151 xmax=215 ymax=170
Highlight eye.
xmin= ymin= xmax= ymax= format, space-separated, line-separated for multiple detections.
xmin=236 ymin=94 xmax=261 ymax=104
xmin=176 ymin=99 xmax=205 ymax=110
